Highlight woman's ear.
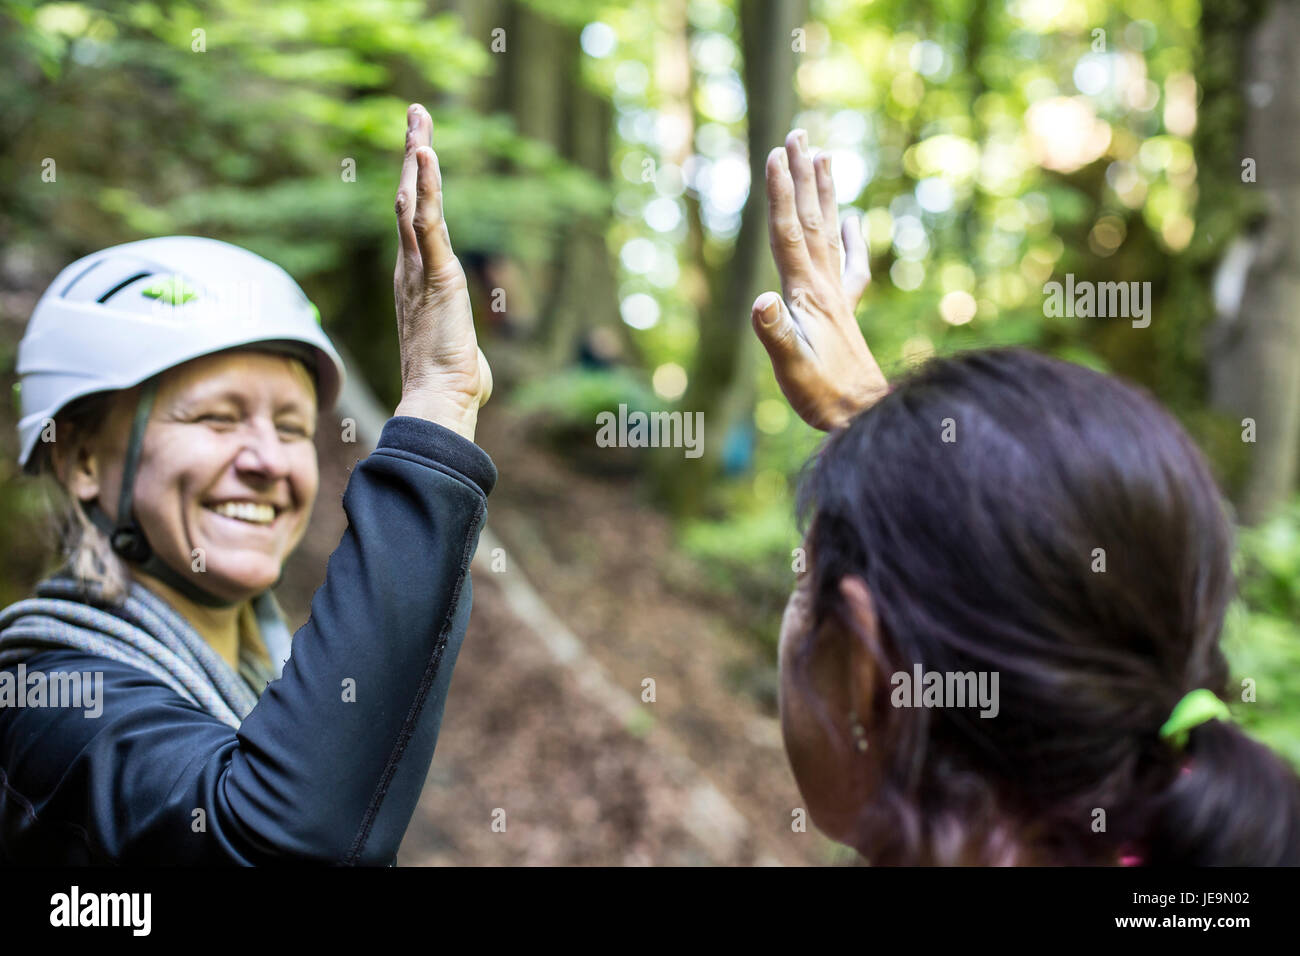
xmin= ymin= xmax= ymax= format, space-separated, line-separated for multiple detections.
xmin=838 ymin=575 xmax=882 ymax=720
xmin=782 ymin=574 xmax=883 ymax=846
xmin=51 ymin=390 xmax=135 ymax=509
xmin=58 ymin=430 xmax=103 ymax=505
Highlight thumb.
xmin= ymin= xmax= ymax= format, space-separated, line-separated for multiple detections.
xmin=841 ymin=213 xmax=871 ymax=306
xmin=476 ymin=347 xmax=494 ymax=407
xmin=752 ymin=292 xmax=804 ymax=360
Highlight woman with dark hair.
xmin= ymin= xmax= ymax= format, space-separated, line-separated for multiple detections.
xmin=751 ymin=130 xmax=1300 ymax=865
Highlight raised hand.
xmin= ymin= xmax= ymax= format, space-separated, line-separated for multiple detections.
xmin=392 ymin=103 xmax=492 ymax=441
xmin=752 ymin=129 xmax=888 ymax=431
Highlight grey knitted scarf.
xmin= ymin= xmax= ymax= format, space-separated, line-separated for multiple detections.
xmin=0 ymin=572 xmax=293 ymax=729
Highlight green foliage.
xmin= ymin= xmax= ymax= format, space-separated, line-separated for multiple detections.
xmin=1234 ymin=497 xmax=1300 ymax=617
xmin=0 ymin=0 xmax=610 ymax=389
xmin=682 ymin=501 xmax=799 ymax=578
xmin=508 ymin=366 xmax=675 ymax=477
xmin=510 ymin=366 xmax=665 ymax=425
xmin=1224 ymin=499 xmax=1300 ymax=769
xmin=680 ymin=498 xmax=801 ymax=645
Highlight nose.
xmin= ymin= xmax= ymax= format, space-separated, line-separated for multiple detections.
xmin=233 ymin=418 xmax=293 ymax=482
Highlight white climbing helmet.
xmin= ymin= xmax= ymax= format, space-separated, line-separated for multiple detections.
xmin=15 ymin=235 xmax=346 ymax=474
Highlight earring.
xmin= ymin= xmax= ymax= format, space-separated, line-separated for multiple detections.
xmin=848 ymin=711 xmax=869 ymax=752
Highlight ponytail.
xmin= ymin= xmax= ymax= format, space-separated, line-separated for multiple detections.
xmin=1143 ymin=721 xmax=1300 ymax=865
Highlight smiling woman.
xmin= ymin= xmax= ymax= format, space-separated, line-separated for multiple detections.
xmin=0 ymin=103 xmax=497 ymax=864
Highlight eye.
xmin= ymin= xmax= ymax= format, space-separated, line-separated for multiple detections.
xmin=276 ymin=420 xmax=311 ymax=438
xmin=197 ymin=413 xmax=238 ymax=427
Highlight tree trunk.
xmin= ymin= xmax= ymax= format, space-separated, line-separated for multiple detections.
xmin=665 ymin=0 xmax=807 ymax=514
xmin=491 ymin=2 xmax=620 ymax=371
xmin=1207 ymin=0 xmax=1300 ymax=524
xmin=541 ymin=78 xmax=621 ymax=369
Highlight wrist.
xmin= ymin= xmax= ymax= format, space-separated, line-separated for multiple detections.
xmin=823 ymin=379 xmax=889 ymax=431
xmin=394 ymin=391 xmax=479 ymax=441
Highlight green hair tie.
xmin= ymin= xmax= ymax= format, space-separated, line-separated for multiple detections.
xmin=1159 ymin=689 xmax=1232 ymax=749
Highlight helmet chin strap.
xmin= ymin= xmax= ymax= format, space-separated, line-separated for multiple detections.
xmin=84 ymin=378 xmax=240 ymax=610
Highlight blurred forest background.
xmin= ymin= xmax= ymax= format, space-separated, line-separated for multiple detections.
xmin=1 ymin=0 xmax=1299 ymax=862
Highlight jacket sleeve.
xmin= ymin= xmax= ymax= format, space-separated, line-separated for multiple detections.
xmin=0 ymin=416 xmax=495 ymax=865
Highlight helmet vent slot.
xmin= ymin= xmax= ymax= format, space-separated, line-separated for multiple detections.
xmin=59 ymin=258 xmax=104 ymax=297
xmin=96 ymin=271 xmax=153 ymax=304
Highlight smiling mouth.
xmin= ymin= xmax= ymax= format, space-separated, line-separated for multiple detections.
xmin=205 ymin=501 xmax=281 ymax=526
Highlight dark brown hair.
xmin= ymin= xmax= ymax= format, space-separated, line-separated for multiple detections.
xmin=794 ymin=347 xmax=1300 ymax=865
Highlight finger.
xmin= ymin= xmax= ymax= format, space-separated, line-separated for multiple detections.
xmin=842 ymin=214 xmax=871 ymax=306
xmin=814 ymin=152 xmax=842 ymax=266
xmin=395 ymin=105 xmax=422 ymax=269
xmin=752 ymin=291 xmax=810 ymax=364
xmin=414 ymin=146 xmax=455 ymax=274
xmin=766 ymin=147 xmax=815 ymax=293
xmin=411 ymin=101 xmax=432 ymax=150
xmin=785 ymin=130 xmax=832 ymax=271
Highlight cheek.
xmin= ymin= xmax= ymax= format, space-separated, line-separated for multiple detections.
xmin=126 ymin=455 xmax=206 ymax=551
xmin=289 ymin=448 xmax=319 ymax=514
xmin=133 ymin=441 xmax=208 ymax=509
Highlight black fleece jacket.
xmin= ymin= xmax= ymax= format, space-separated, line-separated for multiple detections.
xmin=0 ymin=416 xmax=495 ymax=865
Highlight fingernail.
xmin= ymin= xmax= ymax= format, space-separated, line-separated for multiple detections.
xmin=757 ymin=293 xmax=780 ymax=325
xmin=796 ymin=129 xmax=808 ymax=151
xmin=777 ymin=150 xmax=789 ymax=171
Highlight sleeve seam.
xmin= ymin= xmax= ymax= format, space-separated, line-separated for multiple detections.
xmin=342 ymin=494 xmax=486 ymax=865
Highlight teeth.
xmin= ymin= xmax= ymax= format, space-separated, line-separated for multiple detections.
xmin=210 ymin=501 xmax=276 ymax=525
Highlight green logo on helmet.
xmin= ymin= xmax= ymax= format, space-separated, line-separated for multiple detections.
xmin=141 ymin=276 xmax=199 ymax=306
